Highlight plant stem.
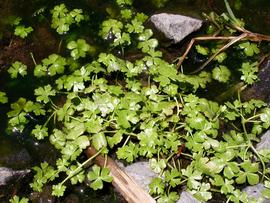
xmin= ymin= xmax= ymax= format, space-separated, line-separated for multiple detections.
xmin=30 ymin=52 xmax=37 ymax=66
xmin=250 ymin=145 xmax=266 ymax=182
xmin=43 ymin=111 xmax=56 ymax=128
xmin=60 ymin=149 xmax=102 ymax=185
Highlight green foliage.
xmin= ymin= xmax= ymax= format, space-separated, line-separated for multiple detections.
xmin=14 ymin=25 xmax=33 ymax=38
xmin=87 ymin=165 xmax=113 ymax=190
xmin=195 ymin=45 xmax=209 ymax=56
xmin=8 ymin=61 xmax=27 ymax=78
xmin=34 ymin=85 xmax=56 ymax=104
xmin=34 ymin=54 xmax=67 ymax=77
xmin=0 ymin=91 xmax=8 ymax=104
xmin=9 ymin=196 xmax=29 ymax=203
xmin=239 ymin=61 xmax=258 ymax=84
xmin=3 ymin=1 xmax=270 ymax=203
xmin=239 ymin=42 xmax=260 ymax=57
xmin=52 ymin=184 xmax=66 ymax=197
xmin=212 ymin=65 xmax=231 ymax=83
xmin=67 ymin=39 xmax=92 ymax=60
xmin=12 ymin=17 xmax=33 ymax=38
xmin=116 ymin=0 xmax=133 ymax=6
xmin=51 ymin=4 xmax=85 ymax=34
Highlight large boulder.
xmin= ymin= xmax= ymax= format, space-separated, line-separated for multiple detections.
xmin=150 ymin=13 xmax=203 ymax=43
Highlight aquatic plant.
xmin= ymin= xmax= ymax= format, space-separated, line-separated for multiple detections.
xmin=2 ymin=0 xmax=270 ymax=202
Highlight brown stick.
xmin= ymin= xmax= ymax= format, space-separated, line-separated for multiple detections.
xmin=190 ymin=32 xmax=248 ymax=74
xmin=85 ymin=147 xmax=156 ymax=203
xmin=176 ymin=25 xmax=270 ymax=73
xmin=176 ymin=36 xmax=239 ymax=69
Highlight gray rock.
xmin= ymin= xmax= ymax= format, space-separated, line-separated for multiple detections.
xmin=177 ymin=191 xmax=201 ymax=203
xmin=241 ymin=130 xmax=270 ymax=203
xmin=243 ymin=184 xmax=270 ymax=203
xmin=242 ymin=57 xmax=270 ymax=104
xmin=122 ymin=161 xmax=157 ymax=192
xmin=0 ymin=167 xmax=30 ymax=185
xmin=150 ymin=13 xmax=203 ymax=43
xmin=121 ymin=161 xmax=201 ymax=203
xmin=256 ymin=129 xmax=270 ymax=151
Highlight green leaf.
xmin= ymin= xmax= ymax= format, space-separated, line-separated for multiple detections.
xmin=8 ymin=61 xmax=27 ymax=78
xmin=116 ymin=142 xmax=138 ymax=162
xmin=67 ymin=39 xmax=91 ymax=60
xmin=14 ymin=25 xmax=33 ymax=38
xmin=121 ymin=9 xmax=132 ymax=20
xmin=164 ymin=169 xmax=182 ymax=187
xmin=85 ymin=117 xmax=103 ymax=133
xmin=221 ymin=179 xmax=235 ymax=194
xmin=99 ymin=19 xmax=123 ymax=41
xmin=260 ymin=108 xmax=270 ymax=129
xmin=195 ymin=45 xmax=209 ymax=55
xmin=223 ymin=162 xmax=239 ymax=179
xmin=157 ymin=192 xmax=179 ymax=203
xmin=138 ymin=38 xmax=158 ymax=53
xmin=31 ymin=125 xmax=48 ymax=140
xmin=52 ymin=184 xmax=66 ymax=197
xmin=126 ymin=19 xmax=144 ymax=34
xmin=107 ymin=130 xmax=124 ymax=148
xmin=92 ymin=133 xmax=107 ymax=150
xmin=0 ymin=91 xmax=8 ymax=104
xmin=149 ymin=158 xmax=166 ymax=174
xmin=239 ymin=42 xmax=260 ymax=57
xmin=67 ymin=165 xmax=85 ymax=185
xmin=262 ymin=188 xmax=270 ymax=199
xmin=212 ymin=65 xmax=231 ymax=83
xmin=9 ymin=196 xmax=29 ymax=203
xmin=182 ymin=165 xmax=202 ymax=190
xmin=235 ymin=161 xmax=259 ymax=185
xmin=239 ymin=61 xmax=258 ymax=85
xmin=51 ymin=4 xmax=85 ymax=34
xmin=70 ymin=9 xmax=84 ymax=23
xmin=116 ymin=0 xmax=133 ymax=5
xmin=34 ymin=85 xmax=56 ymax=103
xmin=193 ymin=183 xmax=212 ymax=202
xmin=149 ymin=177 xmax=165 ymax=195
xmin=75 ymin=136 xmax=90 ymax=149
xmin=214 ymin=52 xmax=227 ymax=63
xmin=87 ymin=165 xmax=113 ymax=190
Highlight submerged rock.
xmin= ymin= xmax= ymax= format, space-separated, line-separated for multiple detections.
xmin=0 ymin=146 xmax=32 ymax=169
xmin=122 ymin=161 xmax=157 ymax=192
xmin=0 ymin=167 xmax=30 ymax=185
xmin=121 ymin=161 xmax=201 ymax=203
xmin=243 ymin=184 xmax=270 ymax=203
xmin=150 ymin=13 xmax=203 ymax=43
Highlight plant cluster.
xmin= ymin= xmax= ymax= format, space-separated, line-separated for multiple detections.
xmin=12 ymin=17 xmax=33 ymax=38
xmin=3 ymin=1 xmax=270 ymax=203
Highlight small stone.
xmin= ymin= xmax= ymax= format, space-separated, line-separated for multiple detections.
xmin=256 ymin=129 xmax=270 ymax=151
xmin=243 ymin=184 xmax=270 ymax=203
xmin=122 ymin=161 xmax=157 ymax=191
xmin=150 ymin=13 xmax=203 ymax=43
xmin=177 ymin=191 xmax=201 ymax=203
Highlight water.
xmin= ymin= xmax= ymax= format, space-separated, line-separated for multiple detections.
xmin=0 ymin=0 xmax=269 ymax=202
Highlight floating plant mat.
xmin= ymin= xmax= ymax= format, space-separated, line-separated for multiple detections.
xmin=1 ymin=0 xmax=270 ymax=203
